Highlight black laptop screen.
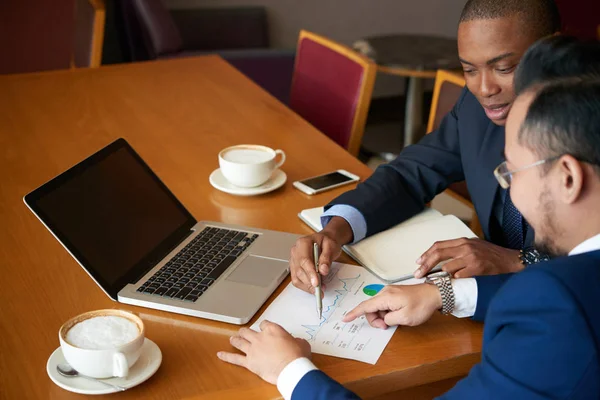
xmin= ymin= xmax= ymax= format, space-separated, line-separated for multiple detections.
xmin=25 ymin=139 xmax=196 ymax=299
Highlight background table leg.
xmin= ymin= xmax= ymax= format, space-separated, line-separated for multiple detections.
xmin=403 ymin=76 xmax=424 ymax=147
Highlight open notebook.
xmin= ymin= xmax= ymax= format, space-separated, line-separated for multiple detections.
xmin=298 ymin=207 xmax=477 ymax=282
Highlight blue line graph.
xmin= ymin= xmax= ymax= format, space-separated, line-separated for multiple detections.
xmin=301 ymin=273 xmax=361 ymax=341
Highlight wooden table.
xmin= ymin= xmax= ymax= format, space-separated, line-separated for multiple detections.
xmin=0 ymin=56 xmax=482 ymax=399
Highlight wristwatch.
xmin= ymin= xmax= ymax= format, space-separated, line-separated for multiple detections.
xmin=425 ymin=271 xmax=455 ymax=315
xmin=519 ymin=247 xmax=550 ymax=266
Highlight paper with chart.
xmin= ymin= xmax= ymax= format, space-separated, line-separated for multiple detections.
xmin=251 ymin=262 xmax=397 ymax=364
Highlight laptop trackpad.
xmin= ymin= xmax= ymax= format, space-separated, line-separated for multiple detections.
xmin=225 ymin=255 xmax=287 ymax=287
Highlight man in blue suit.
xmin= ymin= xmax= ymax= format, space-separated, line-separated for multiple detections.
xmin=217 ymin=44 xmax=600 ymax=398
xmin=289 ymin=0 xmax=563 ymax=296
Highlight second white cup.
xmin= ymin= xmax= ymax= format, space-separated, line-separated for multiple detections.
xmin=219 ymin=144 xmax=286 ymax=188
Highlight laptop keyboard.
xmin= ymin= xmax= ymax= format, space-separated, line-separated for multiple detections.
xmin=136 ymin=227 xmax=258 ymax=303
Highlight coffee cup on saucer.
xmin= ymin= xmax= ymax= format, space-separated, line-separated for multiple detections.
xmin=218 ymin=144 xmax=286 ymax=188
xmin=58 ymin=309 xmax=145 ymax=379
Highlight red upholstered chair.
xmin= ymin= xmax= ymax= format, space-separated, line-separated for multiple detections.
xmin=290 ymin=30 xmax=376 ymax=157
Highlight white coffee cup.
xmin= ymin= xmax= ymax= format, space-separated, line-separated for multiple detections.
xmin=59 ymin=309 xmax=145 ymax=379
xmin=218 ymin=144 xmax=286 ymax=188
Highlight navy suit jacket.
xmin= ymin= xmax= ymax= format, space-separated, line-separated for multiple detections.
xmin=291 ymin=250 xmax=600 ymax=399
xmin=328 ymin=88 xmax=534 ymax=247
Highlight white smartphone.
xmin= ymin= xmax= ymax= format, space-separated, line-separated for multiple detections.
xmin=293 ymin=169 xmax=360 ymax=195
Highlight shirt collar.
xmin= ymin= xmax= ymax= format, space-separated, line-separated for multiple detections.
xmin=569 ymin=233 xmax=600 ymax=256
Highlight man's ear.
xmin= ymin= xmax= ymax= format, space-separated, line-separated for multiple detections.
xmin=558 ymin=155 xmax=584 ymax=204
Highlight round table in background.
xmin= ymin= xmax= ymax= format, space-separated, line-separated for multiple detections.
xmin=353 ymin=34 xmax=461 ymax=152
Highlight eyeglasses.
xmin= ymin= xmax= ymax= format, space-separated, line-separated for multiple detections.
xmin=494 ymin=156 xmax=561 ymax=189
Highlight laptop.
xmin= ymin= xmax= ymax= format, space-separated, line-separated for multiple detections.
xmin=24 ymin=138 xmax=300 ymax=324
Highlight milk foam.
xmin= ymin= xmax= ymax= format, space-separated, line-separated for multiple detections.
xmin=66 ymin=316 xmax=139 ymax=350
xmin=223 ymin=148 xmax=272 ymax=164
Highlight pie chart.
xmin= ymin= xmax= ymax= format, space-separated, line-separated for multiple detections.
xmin=363 ymin=284 xmax=384 ymax=296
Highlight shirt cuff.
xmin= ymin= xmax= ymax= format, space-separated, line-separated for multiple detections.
xmin=450 ymin=278 xmax=478 ymax=318
xmin=277 ymin=357 xmax=318 ymax=400
xmin=321 ymin=205 xmax=367 ymax=244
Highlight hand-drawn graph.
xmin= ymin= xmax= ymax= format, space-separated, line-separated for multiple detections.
xmin=301 ymin=273 xmax=361 ymax=341
xmin=251 ymin=263 xmax=397 ymax=364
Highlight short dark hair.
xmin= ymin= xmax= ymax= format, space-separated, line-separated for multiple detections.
xmin=514 ymin=36 xmax=600 ymax=95
xmin=519 ymin=80 xmax=600 ymax=176
xmin=460 ymin=0 xmax=561 ymax=38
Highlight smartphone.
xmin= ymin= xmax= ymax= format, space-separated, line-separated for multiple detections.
xmin=293 ymin=170 xmax=360 ymax=195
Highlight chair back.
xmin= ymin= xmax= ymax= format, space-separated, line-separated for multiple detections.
xmin=290 ymin=30 xmax=376 ymax=157
xmin=122 ymin=0 xmax=183 ymax=60
xmin=427 ymin=70 xmax=465 ymax=133
xmin=73 ymin=0 xmax=106 ymax=68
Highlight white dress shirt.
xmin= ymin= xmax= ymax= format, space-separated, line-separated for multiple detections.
xmin=276 ymin=234 xmax=600 ymax=400
xmin=568 ymin=233 xmax=600 ymax=256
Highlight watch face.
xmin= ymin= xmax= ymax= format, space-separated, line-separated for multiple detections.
xmin=427 ymin=271 xmax=449 ymax=279
xmin=521 ymin=248 xmax=549 ymax=265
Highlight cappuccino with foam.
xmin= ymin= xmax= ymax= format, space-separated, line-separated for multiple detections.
xmin=59 ymin=309 xmax=145 ymax=378
xmin=66 ymin=315 xmax=140 ymax=350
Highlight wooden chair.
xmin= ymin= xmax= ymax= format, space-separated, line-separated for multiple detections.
xmin=290 ymin=30 xmax=376 ymax=157
xmin=72 ymin=0 xmax=106 ymax=68
xmin=427 ymin=70 xmax=482 ymax=236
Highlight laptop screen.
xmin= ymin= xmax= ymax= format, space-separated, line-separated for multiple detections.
xmin=24 ymin=139 xmax=196 ymax=300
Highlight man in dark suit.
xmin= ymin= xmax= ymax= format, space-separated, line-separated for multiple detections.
xmin=217 ymin=60 xmax=600 ymax=398
xmin=289 ymin=0 xmax=562 ymax=297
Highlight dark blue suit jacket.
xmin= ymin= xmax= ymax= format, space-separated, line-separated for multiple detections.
xmin=328 ymin=88 xmax=534 ymax=247
xmin=290 ymin=250 xmax=600 ymax=399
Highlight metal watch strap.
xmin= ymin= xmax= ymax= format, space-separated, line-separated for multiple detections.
xmin=431 ymin=275 xmax=455 ymax=315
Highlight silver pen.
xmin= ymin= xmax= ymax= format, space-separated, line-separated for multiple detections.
xmin=313 ymin=243 xmax=323 ymax=319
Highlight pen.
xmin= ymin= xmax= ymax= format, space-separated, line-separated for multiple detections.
xmin=313 ymin=242 xmax=323 ymax=319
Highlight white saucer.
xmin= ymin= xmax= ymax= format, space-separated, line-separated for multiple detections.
xmin=209 ymin=168 xmax=287 ymax=196
xmin=46 ymin=338 xmax=162 ymax=395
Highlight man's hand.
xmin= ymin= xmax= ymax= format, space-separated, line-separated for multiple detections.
xmin=289 ymin=217 xmax=353 ymax=294
xmin=414 ymin=238 xmax=523 ymax=279
xmin=217 ymin=320 xmax=311 ymax=385
xmin=343 ymin=284 xmax=442 ymax=328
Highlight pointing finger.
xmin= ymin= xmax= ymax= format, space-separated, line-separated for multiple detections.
xmin=343 ymin=295 xmax=391 ymax=322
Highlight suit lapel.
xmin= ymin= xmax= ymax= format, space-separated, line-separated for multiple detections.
xmin=476 ymin=122 xmax=505 ymax=240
